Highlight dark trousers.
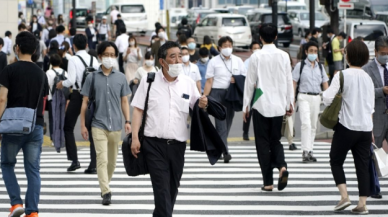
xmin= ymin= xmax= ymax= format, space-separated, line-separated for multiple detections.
xmin=64 ymin=91 xmax=96 ymax=169
xmin=143 ymin=137 xmax=186 ymax=217
xmin=252 ymin=109 xmax=287 ymax=186
xmin=118 ymin=53 xmax=124 ymax=73
xmin=209 ymin=89 xmax=235 ymax=152
xmin=330 ymin=123 xmax=371 ymax=196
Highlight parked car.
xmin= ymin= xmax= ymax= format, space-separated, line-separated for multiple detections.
xmin=376 ymin=12 xmax=388 ymax=27
xmin=193 ymin=14 xmax=252 ymax=48
xmin=187 ymin=9 xmax=217 ymax=32
xmin=339 ymin=19 xmax=388 ymax=59
xmin=288 ymin=10 xmax=329 ymax=36
xmin=249 ymin=10 xmax=293 ymax=47
xmin=103 ymin=3 xmax=147 ymax=34
xmin=69 ymin=8 xmax=91 ymax=28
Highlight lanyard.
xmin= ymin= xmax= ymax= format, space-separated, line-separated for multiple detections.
xmin=221 ymin=55 xmax=233 ymax=74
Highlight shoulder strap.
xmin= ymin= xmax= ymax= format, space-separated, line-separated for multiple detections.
xmin=35 ymin=71 xmax=46 ymax=110
xmin=139 ymin=72 xmax=156 ymax=141
xmin=76 ymin=55 xmax=88 ymax=68
xmin=89 ymin=55 xmax=93 ymax=67
xmin=52 ymin=68 xmax=59 ymax=76
xmin=88 ymin=72 xmax=96 ymax=100
xmin=297 ymin=61 xmax=305 ymax=89
xmin=339 ymin=71 xmax=344 ymax=93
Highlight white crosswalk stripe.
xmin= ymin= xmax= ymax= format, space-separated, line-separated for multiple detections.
xmin=0 ymin=142 xmax=387 ymax=216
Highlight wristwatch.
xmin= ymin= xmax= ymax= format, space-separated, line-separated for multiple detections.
xmin=125 ymin=120 xmax=131 ymax=124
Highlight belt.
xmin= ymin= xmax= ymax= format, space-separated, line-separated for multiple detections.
xmin=300 ymin=92 xmax=320 ymax=96
xmin=148 ymin=137 xmax=185 ymax=145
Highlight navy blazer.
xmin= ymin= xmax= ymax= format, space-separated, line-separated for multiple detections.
xmin=225 ymin=75 xmax=245 ymax=112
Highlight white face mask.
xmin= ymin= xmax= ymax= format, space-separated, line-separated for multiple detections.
xmin=200 ymin=57 xmax=209 ymax=63
xmin=253 ymin=49 xmax=260 ymax=53
xmin=88 ymin=24 xmax=93 ymax=28
xmin=37 ymin=12 xmax=41 ymax=16
xmin=165 ymin=61 xmax=182 ymax=78
xmin=182 ymin=55 xmax=190 ymax=63
xmin=145 ymin=60 xmax=154 ymax=67
xmin=102 ymin=57 xmax=116 ymax=69
xmin=158 ymin=32 xmax=165 ymax=39
xmin=129 ymin=41 xmax=135 ymax=46
xmin=221 ymin=47 xmax=233 ymax=57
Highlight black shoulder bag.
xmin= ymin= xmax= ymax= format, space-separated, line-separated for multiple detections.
xmin=122 ymin=72 xmax=156 ymax=176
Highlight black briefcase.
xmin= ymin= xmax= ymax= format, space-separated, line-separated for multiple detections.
xmin=122 ymin=133 xmax=148 ymax=176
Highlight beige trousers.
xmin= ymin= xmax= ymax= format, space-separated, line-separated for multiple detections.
xmin=92 ymin=127 xmax=121 ymax=195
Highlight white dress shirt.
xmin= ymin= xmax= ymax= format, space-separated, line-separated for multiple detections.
xmin=323 ymin=68 xmax=375 ymax=131
xmin=1 ymin=36 xmax=12 ymax=55
xmin=244 ymin=57 xmax=251 ymax=71
xmin=89 ymin=27 xmax=97 ymax=42
xmin=38 ymin=15 xmax=46 ymax=25
xmin=46 ymin=68 xmax=68 ymax=100
xmin=62 ymin=50 xmax=100 ymax=90
xmin=131 ymin=71 xmax=201 ymax=142
xmin=206 ymin=54 xmax=246 ymax=89
xmin=183 ymin=62 xmax=201 ymax=82
xmin=110 ymin=10 xmax=119 ymax=23
xmin=375 ymin=58 xmax=388 ymax=85
xmin=115 ymin=34 xmax=129 ymax=53
xmin=243 ymin=44 xmax=294 ymax=117
xmin=51 ymin=34 xmax=72 ymax=48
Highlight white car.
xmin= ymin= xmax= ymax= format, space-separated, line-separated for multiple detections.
xmin=339 ymin=19 xmax=388 ymax=59
xmin=288 ymin=10 xmax=329 ymax=36
xmin=105 ymin=3 xmax=148 ymax=34
xmin=278 ymin=1 xmax=307 ymax=12
xmin=193 ymin=14 xmax=252 ymax=48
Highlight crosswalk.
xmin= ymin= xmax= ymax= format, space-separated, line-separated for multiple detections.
xmin=0 ymin=142 xmax=387 ymax=216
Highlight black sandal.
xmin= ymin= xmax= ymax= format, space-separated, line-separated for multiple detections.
xmin=261 ymin=186 xmax=273 ymax=192
xmin=278 ymin=170 xmax=289 ymax=191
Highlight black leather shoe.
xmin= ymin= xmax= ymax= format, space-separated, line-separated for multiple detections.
xmin=102 ymin=192 xmax=111 ymax=205
xmin=371 ymin=193 xmax=383 ymax=199
xmin=224 ymin=154 xmax=232 ymax=163
xmin=243 ymin=133 xmax=250 ymax=141
xmin=289 ymin=143 xmax=297 ymax=150
xmin=84 ymin=168 xmax=97 ymax=174
xmin=67 ymin=161 xmax=81 ymax=172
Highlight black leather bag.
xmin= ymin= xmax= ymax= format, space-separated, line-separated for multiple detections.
xmin=122 ymin=72 xmax=155 ymax=176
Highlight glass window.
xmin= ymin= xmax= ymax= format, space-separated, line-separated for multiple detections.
xmin=365 ymin=7 xmax=372 ymax=17
xmin=262 ymin=14 xmax=290 ymax=25
xmin=299 ymin=12 xmax=326 ymax=21
xmin=371 ymin=5 xmax=388 ymax=13
xmin=121 ymin=5 xmax=145 ymax=13
xmin=201 ymin=18 xmax=209 ymax=26
xmin=347 ymin=9 xmax=364 ymax=17
xmin=76 ymin=9 xmax=88 ymax=17
xmin=218 ymin=0 xmax=225 ymax=4
xmin=238 ymin=7 xmax=254 ymax=14
xmin=354 ymin=25 xmax=387 ymax=41
xmin=208 ymin=17 xmax=218 ymax=26
xmin=222 ymin=18 xmax=247 ymax=26
xmin=249 ymin=0 xmax=258 ymax=4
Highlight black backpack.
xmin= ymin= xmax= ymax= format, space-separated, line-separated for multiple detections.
xmin=76 ymin=55 xmax=97 ymax=90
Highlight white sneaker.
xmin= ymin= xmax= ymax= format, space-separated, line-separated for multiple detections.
xmin=51 ymin=142 xmax=54 ymax=147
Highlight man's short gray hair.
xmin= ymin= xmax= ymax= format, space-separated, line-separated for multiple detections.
xmin=375 ymin=36 xmax=388 ymax=52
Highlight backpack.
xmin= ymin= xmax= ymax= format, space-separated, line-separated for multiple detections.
xmin=115 ymin=20 xmax=125 ymax=32
xmin=179 ymin=25 xmax=192 ymax=38
xmin=76 ymin=55 xmax=97 ymax=90
xmin=295 ymin=60 xmax=324 ymax=102
xmin=52 ymin=68 xmax=71 ymax=99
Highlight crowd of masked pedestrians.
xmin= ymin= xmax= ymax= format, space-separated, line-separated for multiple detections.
xmin=0 ymin=12 xmax=386 ymax=217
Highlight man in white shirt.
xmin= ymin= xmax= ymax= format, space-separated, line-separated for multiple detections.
xmin=131 ymin=41 xmax=208 ymax=217
xmin=1 ymin=31 xmax=12 ymax=55
xmin=203 ymin=36 xmax=246 ymax=163
xmin=97 ymin=16 xmax=111 ymax=42
xmin=110 ymin=6 xmax=119 ymax=24
xmin=115 ymin=27 xmax=129 ymax=73
xmin=182 ymin=47 xmax=201 ymax=92
xmin=56 ymin=34 xmax=100 ymax=174
xmin=243 ymin=23 xmax=294 ymax=192
xmin=51 ymin=25 xmax=72 ymax=48
xmin=36 ymin=9 xmax=46 ymax=26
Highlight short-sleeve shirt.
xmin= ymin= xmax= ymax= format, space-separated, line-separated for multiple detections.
xmin=131 ymin=71 xmax=201 ymax=142
xmin=81 ymin=69 xmax=131 ymax=132
xmin=183 ymin=62 xmax=201 ymax=82
xmin=190 ymin=50 xmax=200 ymax=63
xmin=292 ymin=59 xmax=329 ymax=94
xmin=206 ymin=54 xmax=246 ymax=89
xmin=97 ymin=23 xmax=111 ymax=35
xmin=0 ymin=61 xmax=49 ymax=126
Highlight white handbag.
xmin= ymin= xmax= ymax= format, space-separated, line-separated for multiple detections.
xmin=372 ymin=143 xmax=388 ymax=177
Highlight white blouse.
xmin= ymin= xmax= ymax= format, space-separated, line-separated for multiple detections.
xmin=322 ymin=68 xmax=375 ymax=131
xmin=124 ymin=47 xmax=142 ymax=63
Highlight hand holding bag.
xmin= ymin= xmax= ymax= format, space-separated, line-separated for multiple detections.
xmin=320 ymin=71 xmax=344 ymax=129
xmin=122 ymin=72 xmax=155 ymax=176
xmin=0 ymin=72 xmax=45 ymax=135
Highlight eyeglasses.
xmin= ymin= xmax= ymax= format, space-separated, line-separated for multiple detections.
xmin=102 ymin=53 xmax=116 ymax=58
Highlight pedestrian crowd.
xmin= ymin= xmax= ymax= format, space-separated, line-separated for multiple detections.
xmin=0 ymin=14 xmax=386 ymax=217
